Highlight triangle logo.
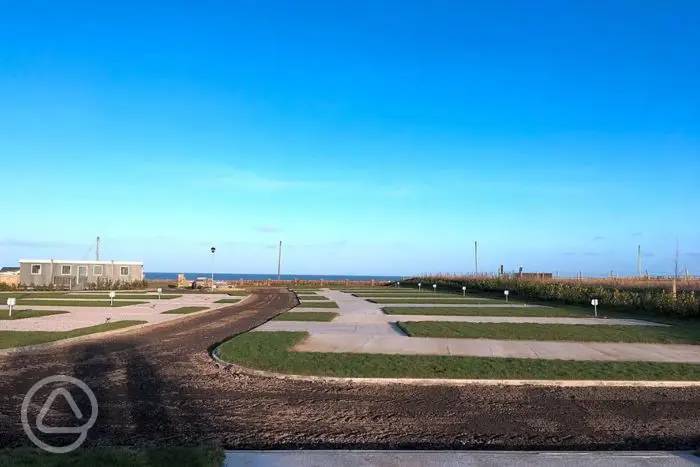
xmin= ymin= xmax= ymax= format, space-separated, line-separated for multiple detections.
xmin=36 ymin=388 xmax=85 ymax=434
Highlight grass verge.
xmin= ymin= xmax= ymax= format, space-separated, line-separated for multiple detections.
xmin=0 ymin=309 xmax=68 ymax=320
xmin=353 ymin=293 xmax=463 ymax=298
xmin=215 ymin=298 xmax=241 ymax=304
xmin=383 ymin=306 xmax=594 ymax=317
xmin=0 ymin=320 xmax=146 ymax=349
xmin=15 ymin=300 xmax=145 ymax=307
xmin=369 ymin=298 xmax=497 ymax=304
xmin=15 ymin=300 xmax=146 ymax=307
xmin=66 ymin=294 xmax=180 ymax=299
xmin=216 ymin=331 xmax=700 ymax=380
xmin=297 ymin=301 xmax=338 ymax=308
xmin=162 ymin=306 xmax=208 ymax=315
xmin=274 ymin=311 xmax=338 ymax=322
xmin=0 ymin=292 xmax=69 ymax=299
xmin=397 ymin=321 xmax=700 ymax=344
xmin=0 ymin=446 xmax=224 ymax=467
xmin=298 ymin=295 xmax=329 ymax=300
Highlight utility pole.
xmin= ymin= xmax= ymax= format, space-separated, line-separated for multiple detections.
xmin=636 ymin=244 xmax=641 ymax=277
xmin=474 ymin=241 xmax=478 ymax=275
xmin=277 ymin=240 xmax=282 ymax=280
xmin=673 ymin=239 xmax=679 ymax=299
xmin=96 ymin=236 xmax=100 ymax=261
xmin=674 ymin=239 xmax=680 ymax=279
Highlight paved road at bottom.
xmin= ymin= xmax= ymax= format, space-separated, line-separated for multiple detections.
xmin=225 ymin=450 xmax=699 ymax=467
xmin=0 ymin=288 xmax=698 ymax=450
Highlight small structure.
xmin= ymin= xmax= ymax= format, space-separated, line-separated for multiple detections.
xmin=176 ymin=273 xmax=189 ymax=288
xmin=19 ymin=259 xmax=144 ymax=290
xmin=192 ymin=276 xmax=213 ymax=289
xmin=0 ymin=267 xmax=20 ymax=287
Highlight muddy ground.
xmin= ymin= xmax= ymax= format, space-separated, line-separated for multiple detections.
xmin=0 ymin=288 xmax=698 ymax=450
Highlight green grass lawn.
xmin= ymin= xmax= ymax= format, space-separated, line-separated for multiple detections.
xmin=299 ymin=295 xmax=329 ymax=300
xmin=339 ymin=289 xmax=406 ymax=293
xmin=66 ymin=294 xmax=180 ymax=299
xmin=383 ymin=306 xmax=594 ymax=317
xmin=216 ymin=331 xmax=700 ymax=381
xmin=0 ymin=292 xmax=69 ymax=299
xmin=397 ymin=321 xmax=700 ymax=344
xmin=162 ymin=306 xmax=208 ymax=315
xmin=354 ymin=293 xmax=461 ymax=298
xmin=0 ymin=320 xmax=146 ymax=349
xmin=15 ymin=299 xmax=145 ymax=307
xmin=0 ymin=309 xmax=68 ymax=320
xmin=369 ymin=298 xmax=497 ymax=304
xmin=225 ymin=290 xmax=249 ymax=296
xmin=215 ymin=298 xmax=241 ymax=303
xmin=0 ymin=446 xmax=224 ymax=467
xmin=273 ymin=311 xmax=338 ymax=322
xmin=297 ymin=301 xmax=339 ymax=308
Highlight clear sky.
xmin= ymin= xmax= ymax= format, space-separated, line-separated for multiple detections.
xmin=1 ymin=1 xmax=698 ymax=276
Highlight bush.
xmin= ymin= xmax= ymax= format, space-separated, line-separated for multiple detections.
xmin=408 ymin=276 xmax=700 ymax=318
xmin=85 ymin=278 xmax=148 ymax=290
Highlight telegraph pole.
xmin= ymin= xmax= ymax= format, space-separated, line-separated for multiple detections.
xmin=673 ymin=239 xmax=679 ymax=299
xmin=96 ymin=236 xmax=100 ymax=261
xmin=277 ymin=240 xmax=282 ymax=280
xmin=636 ymin=244 xmax=641 ymax=277
xmin=474 ymin=241 xmax=478 ymax=275
xmin=675 ymin=239 xmax=680 ymax=279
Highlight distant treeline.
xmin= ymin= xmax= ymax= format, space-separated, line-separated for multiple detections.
xmin=406 ymin=275 xmax=700 ymax=318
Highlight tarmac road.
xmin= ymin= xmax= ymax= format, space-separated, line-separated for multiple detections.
xmin=0 ymin=288 xmax=698 ymax=450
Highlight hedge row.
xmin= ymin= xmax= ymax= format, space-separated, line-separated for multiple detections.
xmin=409 ymin=276 xmax=699 ymax=318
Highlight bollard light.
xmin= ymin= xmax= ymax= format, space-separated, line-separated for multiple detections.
xmin=504 ymin=290 xmax=509 ymax=302
xmin=418 ymin=282 xmax=422 ymax=292
xmin=462 ymin=286 xmax=466 ymax=297
xmin=6 ymin=297 xmax=16 ymax=318
xmin=591 ymin=298 xmax=599 ymax=318
xmin=109 ymin=291 xmax=116 ymax=307
xmin=432 ymin=284 xmax=437 ymax=293
xmin=157 ymin=287 xmax=162 ymax=300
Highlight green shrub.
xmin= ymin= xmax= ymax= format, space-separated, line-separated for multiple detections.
xmin=409 ymin=276 xmax=699 ymax=317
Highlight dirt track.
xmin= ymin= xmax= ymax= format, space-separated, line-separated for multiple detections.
xmin=1 ymin=288 xmax=699 ymax=450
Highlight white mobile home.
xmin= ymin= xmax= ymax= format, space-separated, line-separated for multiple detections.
xmin=19 ymin=259 xmax=144 ymax=289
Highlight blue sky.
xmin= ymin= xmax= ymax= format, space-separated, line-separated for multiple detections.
xmin=1 ymin=1 xmax=698 ymax=276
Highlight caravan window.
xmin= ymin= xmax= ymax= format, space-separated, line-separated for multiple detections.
xmin=61 ymin=265 xmax=72 ymax=275
xmin=93 ymin=265 xmax=103 ymax=276
xmin=31 ymin=264 xmax=41 ymax=275
xmin=120 ymin=266 xmax=129 ymax=276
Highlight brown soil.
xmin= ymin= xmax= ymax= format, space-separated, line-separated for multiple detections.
xmin=0 ymin=288 xmax=698 ymax=450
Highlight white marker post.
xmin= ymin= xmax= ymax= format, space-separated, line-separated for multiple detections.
xmin=418 ymin=282 xmax=422 ymax=292
xmin=591 ymin=298 xmax=599 ymax=318
xmin=109 ymin=291 xmax=116 ymax=307
xmin=462 ymin=286 xmax=467 ymax=297
xmin=504 ymin=290 xmax=510 ymax=302
xmin=157 ymin=287 xmax=162 ymax=300
xmin=7 ymin=298 xmax=16 ymax=318
xmin=432 ymin=284 xmax=437 ymax=293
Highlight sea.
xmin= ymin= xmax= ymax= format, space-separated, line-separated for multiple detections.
xmin=145 ymin=272 xmax=402 ymax=281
